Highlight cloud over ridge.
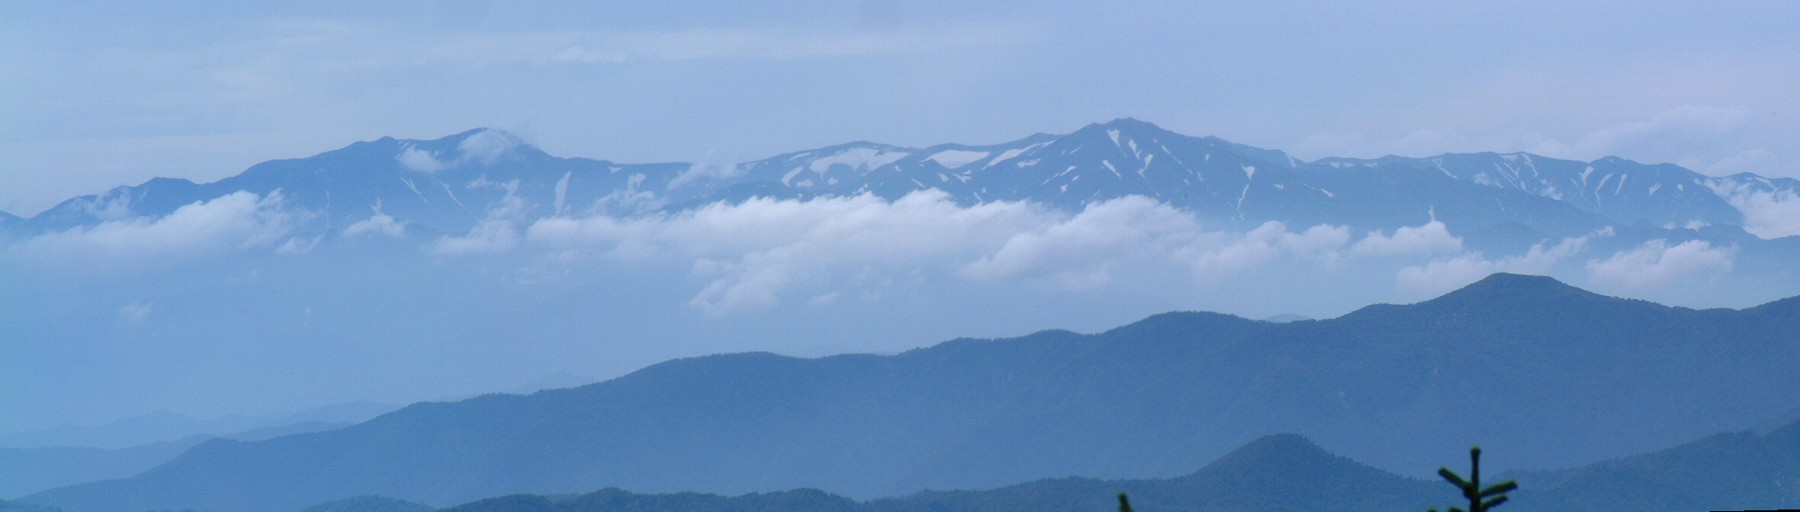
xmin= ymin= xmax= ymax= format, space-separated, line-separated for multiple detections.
xmin=8 ymin=191 xmax=298 ymax=269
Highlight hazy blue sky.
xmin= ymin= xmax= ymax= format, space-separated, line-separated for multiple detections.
xmin=6 ymin=1 xmax=1799 ymax=215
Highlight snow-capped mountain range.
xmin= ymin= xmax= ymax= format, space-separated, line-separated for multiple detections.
xmin=9 ymin=119 xmax=1798 ymax=244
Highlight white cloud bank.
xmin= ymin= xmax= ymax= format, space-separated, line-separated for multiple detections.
xmin=962 ymin=196 xmax=1200 ymax=287
xmin=9 ymin=191 xmax=297 ymax=269
xmin=520 ymin=191 xmax=1379 ymax=315
xmin=1586 ymin=239 xmax=1734 ymax=291
xmin=12 ymin=184 xmax=1753 ymax=313
xmin=1177 ymin=221 xmax=1352 ymax=280
xmin=431 ymin=179 xmax=527 ymax=255
xmin=1711 ymin=181 xmax=1800 ymax=239
xmin=396 ymin=146 xmax=448 ymax=173
xmin=432 ymin=220 xmax=521 ymax=255
xmin=1351 ymin=220 xmax=1463 ymax=256
xmin=521 ymin=191 xmax=1755 ymax=314
xmin=529 ymin=191 xmax=1045 ymax=314
xmin=343 ymin=213 xmax=407 ymax=238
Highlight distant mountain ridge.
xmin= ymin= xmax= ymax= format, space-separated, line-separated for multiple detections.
xmin=14 ymin=129 xmax=691 ymax=238
xmin=0 ymin=402 xmax=398 ymax=499
xmin=25 ymin=274 xmax=1800 ymax=512
xmin=432 ymin=422 xmax=1800 ymax=512
xmin=10 ymin=120 xmax=1798 ymax=246
xmin=156 ymin=422 xmax=1800 ymax=512
xmin=0 ymin=401 xmax=397 ymax=450
xmin=1506 ymin=417 xmax=1800 ymax=511
xmin=420 ymin=434 xmax=1444 ymax=512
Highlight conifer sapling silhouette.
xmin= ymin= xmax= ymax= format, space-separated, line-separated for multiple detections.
xmin=1428 ymin=446 xmax=1517 ymax=512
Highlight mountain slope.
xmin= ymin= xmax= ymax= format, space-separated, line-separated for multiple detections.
xmin=0 ymin=401 xmax=394 ymax=450
xmin=1508 ymin=418 xmax=1800 ymax=511
xmin=723 ymin=119 xmax=1614 ymax=236
xmin=1312 ymin=152 xmax=1764 ymax=229
xmin=0 ymin=437 xmax=206 ymax=499
xmin=20 ymin=129 xmax=696 ymax=237
xmin=14 ymin=121 xmax=1797 ymax=248
xmin=326 ymin=422 xmax=1800 ymax=512
xmin=305 ymin=434 xmax=1439 ymax=512
xmin=25 ymin=274 xmax=1800 ymax=512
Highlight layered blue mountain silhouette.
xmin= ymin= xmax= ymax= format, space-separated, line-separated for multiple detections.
xmin=9 ymin=121 xmax=1800 ymax=511
xmin=23 ymin=274 xmax=1800 ymax=512
xmin=290 ymin=423 xmax=1800 ymax=512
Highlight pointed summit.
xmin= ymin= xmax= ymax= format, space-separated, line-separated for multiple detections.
xmin=1097 ymin=116 xmax=1171 ymax=133
xmin=1067 ymin=117 xmax=1183 ymax=145
xmin=1199 ymin=433 xmax=1338 ymax=473
xmin=1176 ymin=433 xmax=1423 ymax=501
xmin=1467 ymin=272 xmax=1570 ymax=289
xmin=1438 ymin=273 xmax=1588 ymax=302
xmin=1393 ymin=272 xmax=1660 ymax=324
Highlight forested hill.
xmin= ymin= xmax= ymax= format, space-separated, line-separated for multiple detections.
xmin=26 ymin=274 xmax=1800 ymax=512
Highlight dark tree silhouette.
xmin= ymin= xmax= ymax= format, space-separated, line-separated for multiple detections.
xmin=1117 ymin=492 xmax=1134 ymax=512
xmin=1429 ymin=446 xmax=1518 ymax=512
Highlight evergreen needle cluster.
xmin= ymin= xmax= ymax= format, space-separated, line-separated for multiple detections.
xmin=1429 ymin=446 xmax=1518 ymax=512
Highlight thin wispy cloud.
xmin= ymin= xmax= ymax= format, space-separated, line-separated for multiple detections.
xmin=506 ymin=25 xmax=1035 ymax=65
xmin=117 ymin=302 xmax=153 ymax=324
xmin=1291 ymin=104 xmax=1778 ymax=177
xmin=230 ymin=20 xmax=1037 ymax=70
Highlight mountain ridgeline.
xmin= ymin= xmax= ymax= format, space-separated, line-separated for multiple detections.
xmin=24 ymin=274 xmax=1800 ymax=512
xmin=294 ymin=422 xmax=1800 ymax=512
xmin=8 ymin=119 xmax=1797 ymax=248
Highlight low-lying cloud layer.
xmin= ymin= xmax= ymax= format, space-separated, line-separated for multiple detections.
xmin=7 ymin=191 xmax=300 ymax=270
xmin=1713 ymin=181 xmax=1800 ymax=239
xmin=4 ymin=190 xmax=1758 ymax=314
xmin=1396 ymin=230 xmax=1604 ymax=296
xmin=502 ymin=192 xmax=1742 ymax=313
xmin=527 ymin=192 xmax=1371 ymax=314
xmin=1587 ymin=239 xmax=1735 ymax=291
xmin=1 ymin=190 xmax=1776 ymax=434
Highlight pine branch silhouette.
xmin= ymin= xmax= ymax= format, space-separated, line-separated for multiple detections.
xmin=1427 ymin=446 xmax=1518 ymax=512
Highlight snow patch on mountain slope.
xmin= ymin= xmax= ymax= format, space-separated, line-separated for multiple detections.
xmin=808 ymin=147 xmax=910 ymax=172
xmin=987 ymin=142 xmax=1050 ymax=169
xmin=926 ymin=150 xmax=990 ymax=169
